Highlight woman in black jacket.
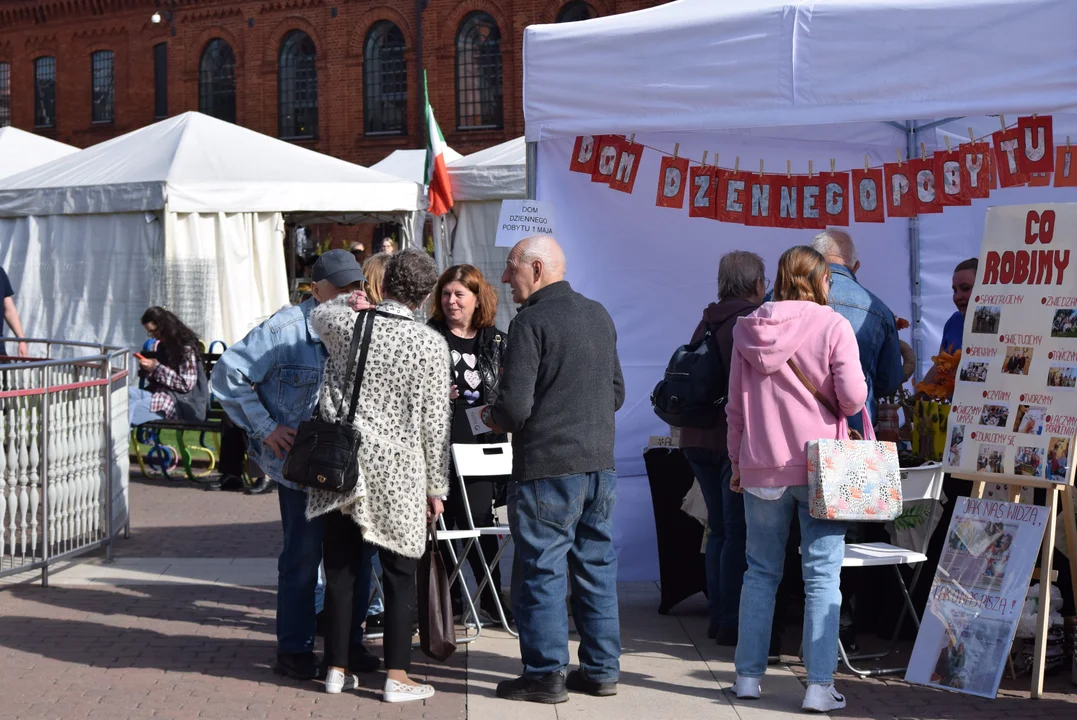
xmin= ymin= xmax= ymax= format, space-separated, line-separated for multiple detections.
xmin=428 ymin=264 xmax=512 ymax=623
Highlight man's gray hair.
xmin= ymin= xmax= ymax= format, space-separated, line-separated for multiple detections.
xmin=811 ymin=229 xmax=858 ymax=267
xmin=717 ymin=251 xmax=766 ymax=301
xmin=383 ymin=248 xmax=439 ymax=307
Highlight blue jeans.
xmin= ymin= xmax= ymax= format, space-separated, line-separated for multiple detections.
xmin=128 ymin=386 xmax=166 ymax=426
xmin=277 ymin=484 xmax=373 ymax=655
xmin=508 ymin=470 xmax=621 ymax=682
xmin=682 ymin=448 xmax=746 ymax=636
xmin=736 ymin=485 xmax=846 ymax=685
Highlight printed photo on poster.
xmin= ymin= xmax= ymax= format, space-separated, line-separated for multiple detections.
xmin=945 ymin=517 xmax=1016 ymax=589
xmin=979 ymin=404 xmax=1010 ymax=427
xmin=1047 ymin=437 xmax=1071 ymax=482
xmin=1014 ymin=446 xmax=1045 ymax=478
xmin=1002 ymin=346 xmax=1034 ymax=376
xmin=1047 ymin=364 xmax=1077 ymax=389
xmin=947 ymin=424 xmax=965 ymax=466
xmin=1051 ymin=309 xmax=1077 ymax=338
xmin=971 ymin=305 xmax=1002 ymax=334
xmin=928 ymin=617 xmax=1014 ymax=696
xmin=1012 ymin=405 xmax=1046 ymax=435
xmin=960 ymin=360 xmax=989 ymax=383
xmin=977 ymin=444 xmax=1006 ymax=474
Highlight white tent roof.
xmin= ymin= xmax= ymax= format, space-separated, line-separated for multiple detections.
xmin=523 ymin=0 xmax=1077 ymax=139
xmin=371 ymin=147 xmax=462 ymax=186
xmin=448 ymin=137 xmax=526 ymax=202
xmin=0 ymin=127 xmax=77 ymax=180
xmin=0 ymin=112 xmax=423 ymax=217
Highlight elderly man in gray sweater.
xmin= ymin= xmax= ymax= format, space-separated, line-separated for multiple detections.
xmin=483 ymin=235 xmax=625 ymax=704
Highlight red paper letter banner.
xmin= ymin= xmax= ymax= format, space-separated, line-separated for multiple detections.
xmin=820 ymin=171 xmax=850 ymax=227
xmin=772 ymin=176 xmax=802 ymax=229
xmin=992 ymin=127 xmax=1029 ymax=188
xmin=1017 ymin=115 xmax=1053 ymax=175
xmin=655 ymin=157 xmax=690 ymax=208
xmin=800 ymin=176 xmax=825 ymax=230
xmin=716 ymin=169 xmax=748 ymax=224
xmin=590 ymin=136 xmax=621 ymax=184
xmin=569 ymin=136 xmax=597 ymax=174
xmin=909 ymin=158 xmax=942 ymax=214
xmin=1055 ymin=145 xmax=1077 ymax=188
xmin=851 ymin=168 xmax=884 ymax=223
xmin=884 ymin=162 xmax=915 ymax=218
xmin=962 ymin=142 xmax=992 ymax=199
xmin=609 ymin=140 xmax=644 ymax=194
xmin=744 ymin=175 xmax=775 ymax=227
xmin=688 ymin=166 xmax=719 ymax=219
xmin=935 ymin=150 xmax=970 ymax=207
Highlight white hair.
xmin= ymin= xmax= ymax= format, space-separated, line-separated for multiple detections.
xmin=514 ymin=235 xmax=566 ymax=277
xmin=811 ymin=229 xmax=858 ymax=267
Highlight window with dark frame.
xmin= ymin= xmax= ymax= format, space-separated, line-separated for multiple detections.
xmin=91 ymin=50 xmax=114 ymax=123
xmin=455 ymin=12 xmax=503 ymax=131
xmin=199 ymin=39 xmax=236 ymax=123
xmin=556 ymin=1 xmax=597 ymax=23
xmin=0 ymin=63 xmax=10 ymax=127
xmin=278 ymin=30 xmax=318 ymax=139
xmin=363 ymin=21 xmax=407 ymax=136
xmin=153 ymin=43 xmax=168 ymax=119
xmin=34 ymin=56 xmax=56 ymax=128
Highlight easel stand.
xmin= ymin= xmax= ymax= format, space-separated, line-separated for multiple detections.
xmin=952 ymin=458 xmax=1077 ymax=698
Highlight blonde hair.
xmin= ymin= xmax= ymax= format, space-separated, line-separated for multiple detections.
xmin=773 ymin=246 xmax=830 ymax=306
xmin=362 ymin=252 xmax=392 ymax=304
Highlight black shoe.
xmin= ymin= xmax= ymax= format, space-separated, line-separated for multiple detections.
xmin=839 ymin=630 xmax=859 ymax=654
xmin=496 ymin=672 xmax=569 ymax=703
xmin=274 ymin=651 xmax=320 ymax=681
xmin=205 ymin=474 xmax=244 ymax=491
xmin=716 ymin=627 xmax=738 ymax=647
xmin=481 ymin=597 xmax=515 ymax=626
xmin=769 ymin=633 xmax=781 ymax=658
xmin=566 ymin=669 xmax=617 ymax=697
xmin=349 ymin=643 xmax=381 ymax=673
xmin=707 ymin=623 xmax=719 ymax=640
xmin=365 ymin=612 xmax=384 ymax=631
xmin=244 ymin=476 xmax=275 ymax=495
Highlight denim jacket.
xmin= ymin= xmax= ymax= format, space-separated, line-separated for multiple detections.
xmin=211 ymin=298 xmax=327 ymax=488
xmin=826 ymin=264 xmax=903 ymax=433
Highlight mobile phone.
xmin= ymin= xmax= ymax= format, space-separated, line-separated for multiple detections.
xmin=134 ymin=352 xmax=146 ymax=361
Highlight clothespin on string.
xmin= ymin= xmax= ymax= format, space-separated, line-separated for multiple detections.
xmin=701 ymin=150 xmax=708 ymax=167
xmin=968 ymin=127 xmax=976 ymax=144
xmin=1000 ymin=115 xmax=1007 ymax=131
xmin=945 ymin=136 xmax=952 ymax=152
xmin=673 ymin=143 xmax=680 ymax=159
xmin=808 ymin=160 xmax=814 ymax=178
xmin=1067 ymin=136 xmax=1072 ymax=151
xmin=628 ymin=133 xmax=635 ymax=145
xmin=787 ymin=160 xmax=792 ymax=178
xmin=830 ymin=159 xmax=836 ymax=174
xmin=734 ymin=156 xmax=740 ymax=173
xmin=896 ymin=148 xmax=904 ymax=165
xmin=920 ymin=142 xmax=926 ymax=161
xmin=864 ymin=154 xmax=870 ymax=171
xmin=759 ymin=159 xmax=765 ymax=177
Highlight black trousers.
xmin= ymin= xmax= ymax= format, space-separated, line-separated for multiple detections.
xmin=442 ymin=472 xmax=505 ymax=612
xmin=218 ymin=414 xmax=263 ymax=478
xmin=323 ymin=510 xmax=418 ymax=672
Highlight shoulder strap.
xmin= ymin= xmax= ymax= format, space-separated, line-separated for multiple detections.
xmin=335 ymin=312 xmax=366 ymax=419
xmin=345 ymin=310 xmax=378 ymax=424
xmin=786 ymin=357 xmax=839 ymax=419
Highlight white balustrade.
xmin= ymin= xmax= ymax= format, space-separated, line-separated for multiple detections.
xmin=6 ymin=409 xmax=16 ymax=558
xmin=0 ymin=410 xmax=7 ymax=564
xmin=17 ymin=406 xmax=29 ymax=560
xmin=29 ymin=404 xmax=39 ymax=557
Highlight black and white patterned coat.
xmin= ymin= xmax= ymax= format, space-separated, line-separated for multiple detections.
xmin=305 ymin=296 xmax=452 ymax=559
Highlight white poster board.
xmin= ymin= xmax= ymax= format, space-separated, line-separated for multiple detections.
xmin=905 ymin=496 xmax=1047 ymax=697
xmin=944 ymin=204 xmax=1077 ymax=485
xmin=494 ymin=200 xmax=558 ymax=248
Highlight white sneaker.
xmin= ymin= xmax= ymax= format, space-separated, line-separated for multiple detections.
xmin=383 ymin=678 xmax=435 ymax=703
xmin=324 ymin=668 xmax=358 ymax=694
xmin=732 ymin=676 xmax=761 ymax=699
xmin=802 ymin=684 xmax=846 ymax=712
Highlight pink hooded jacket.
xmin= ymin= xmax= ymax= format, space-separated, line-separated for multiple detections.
xmin=726 ymin=301 xmax=867 ymax=489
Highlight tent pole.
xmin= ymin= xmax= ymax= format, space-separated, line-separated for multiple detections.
xmin=906 ymin=120 xmax=923 ymax=381
xmin=526 ymin=141 xmax=538 ymax=200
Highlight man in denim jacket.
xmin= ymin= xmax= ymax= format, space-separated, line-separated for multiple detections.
xmin=213 ymin=250 xmax=378 ymax=681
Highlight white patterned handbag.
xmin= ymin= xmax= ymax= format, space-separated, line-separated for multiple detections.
xmin=788 ymin=359 xmax=903 ymax=522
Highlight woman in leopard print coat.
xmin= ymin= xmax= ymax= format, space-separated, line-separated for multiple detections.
xmin=307 ymin=249 xmax=451 ymax=703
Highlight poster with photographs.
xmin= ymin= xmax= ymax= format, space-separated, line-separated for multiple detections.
xmin=944 ymin=204 xmax=1077 ymax=485
xmin=906 ymin=497 xmax=1047 ymax=698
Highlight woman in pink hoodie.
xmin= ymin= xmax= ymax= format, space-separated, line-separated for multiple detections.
xmin=726 ymin=246 xmax=867 ymax=713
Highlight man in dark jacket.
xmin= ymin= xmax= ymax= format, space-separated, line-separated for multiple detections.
xmin=679 ymin=251 xmax=766 ymax=646
xmin=485 ymin=235 xmax=625 ymax=704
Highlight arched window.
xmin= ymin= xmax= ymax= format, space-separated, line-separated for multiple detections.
xmin=455 ymin=12 xmax=502 ymax=130
xmin=557 ymin=1 xmax=597 ymax=22
xmin=199 ymin=39 xmax=236 ymax=123
xmin=278 ymin=30 xmax=318 ymax=139
xmin=34 ymin=56 xmax=56 ymax=128
xmin=363 ymin=21 xmax=407 ymax=135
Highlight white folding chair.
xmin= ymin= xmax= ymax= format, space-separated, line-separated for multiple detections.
xmin=438 ymin=442 xmax=517 ymax=640
xmin=836 ymin=465 xmax=946 ymax=677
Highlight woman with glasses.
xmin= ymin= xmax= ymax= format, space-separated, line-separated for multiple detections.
xmin=130 ymin=307 xmax=209 ymax=426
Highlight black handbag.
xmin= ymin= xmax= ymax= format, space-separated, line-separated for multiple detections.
xmin=282 ymin=310 xmax=376 ymax=493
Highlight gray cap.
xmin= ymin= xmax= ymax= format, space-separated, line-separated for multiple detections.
xmin=312 ymin=249 xmax=366 ymax=287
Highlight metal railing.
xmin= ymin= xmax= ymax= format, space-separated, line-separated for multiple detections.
xmin=0 ymin=338 xmax=130 ymax=585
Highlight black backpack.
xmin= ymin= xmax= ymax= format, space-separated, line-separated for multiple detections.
xmin=650 ymin=323 xmax=728 ymax=429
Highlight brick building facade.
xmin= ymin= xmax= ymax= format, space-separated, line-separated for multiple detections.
xmin=0 ymin=0 xmax=665 ymax=168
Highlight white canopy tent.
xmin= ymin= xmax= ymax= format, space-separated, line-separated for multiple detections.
xmin=0 ymin=112 xmax=424 ymax=351
xmin=434 ymin=137 xmax=526 ymax=330
xmin=0 ymin=127 xmax=77 ymax=179
xmin=371 ymin=147 xmax=462 ymax=186
xmin=523 ymin=0 xmax=1077 ymax=579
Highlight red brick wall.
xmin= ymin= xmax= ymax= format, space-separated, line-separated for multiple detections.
xmin=0 ymin=0 xmax=665 ymax=167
